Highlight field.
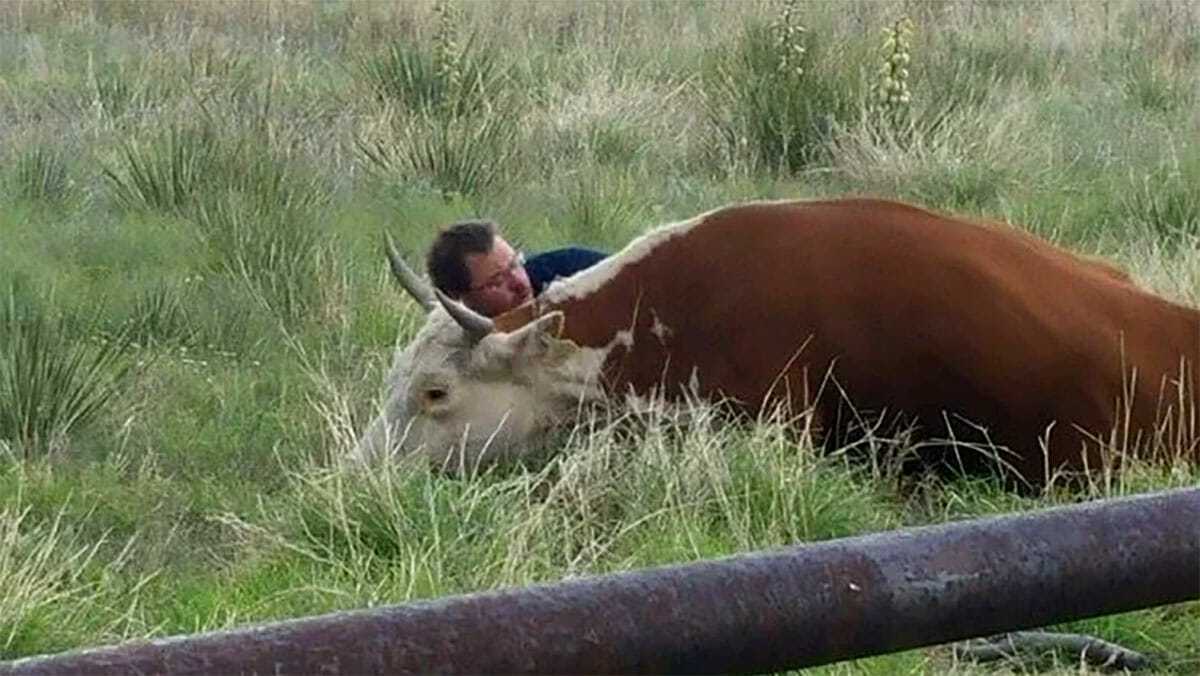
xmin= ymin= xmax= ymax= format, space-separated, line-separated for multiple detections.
xmin=1 ymin=0 xmax=1198 ymax=672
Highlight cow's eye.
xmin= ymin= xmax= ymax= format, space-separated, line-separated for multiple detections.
xmin=425 ymin=388 xmax=448 ymax=402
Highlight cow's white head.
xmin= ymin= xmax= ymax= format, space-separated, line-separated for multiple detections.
xmin=351 ymin=237 xmax=605 ymax=472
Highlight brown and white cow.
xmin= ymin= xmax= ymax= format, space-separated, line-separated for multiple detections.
xmin=354 ymin=197 xmax=1200 ymax=485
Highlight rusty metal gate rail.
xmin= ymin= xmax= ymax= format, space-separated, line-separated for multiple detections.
xmin=2 ymin=488 xmax=1197 ymax=675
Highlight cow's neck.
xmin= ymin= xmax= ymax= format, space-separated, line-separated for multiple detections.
xmin=506 ymin=214 xmax=715 ymax=403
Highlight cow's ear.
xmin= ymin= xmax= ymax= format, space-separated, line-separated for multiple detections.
xmin=506 ymin=311 xmax=565 ymax=358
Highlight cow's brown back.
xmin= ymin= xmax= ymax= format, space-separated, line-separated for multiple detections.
xmin=528 ymin=198 xmax=1200 ymax=484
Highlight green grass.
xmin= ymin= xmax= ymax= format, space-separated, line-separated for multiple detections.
xmin=1 ymin=0 xmax=1198 ymax=672
xmin=0 ymin=283 xmax=138 ymax=459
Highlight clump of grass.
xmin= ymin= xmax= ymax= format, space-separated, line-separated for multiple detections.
xmin=528 ymin=398 xmax=902 ymax=568
xmin=356 ymin=35 xmax=501 ymax=119
xmin=191 ymin=190 xmax=326 ymax=326
xmin=1124 ymin=165 xmax=1200 ymax=248
xmin=86 ymin=53 xmax=178 ymax=126
xmin=355 ymin=1 xmax=521 ymax=200
xmin=357 ymin=106 xmax=522 ymax=203
xmin=907 ymin=29 xmax=1024 ymax=143
xmin=523 ymin=60 xmax=690 ymax=180
xmin=0 ymin=501 xmax=107 ymax=657
xmin=827 ymin=16 xmax=1040 ymax=214
xmin=557 ymin=167 xmax=652 ymax=246
xmin=702 ymin=1 xmax=860 ymax=174
xmin=104 ymin=114 xmax=329 ymax=222
xmin=245 ymin=388 xmax=901 ymax=603
xmin=926 ymin=27 xmax=1063 ymax=93
xmin=123 ymin=281 xmax=195 ymax=348
xmin=183 ymin=41 xmax=257 ymax=106
xmin=103 ymin=122 xmax=217 ymax=216
xmin=829 ymin=93 xmax=1034 ymax=213
xmin=8 ymin=145 xmax=73 ymax=205
xmin=356 ymin=43 xmax=441 ymax=111
xmin=1121 ymin=52 xmax=1192 ymax=114
xmin=216 ymin=456 xmax=539 ymax=605
xmin=0 ymin=283 xmax=137 ymax=459
xmin=102 ymin=105 xmax=331 ymax=327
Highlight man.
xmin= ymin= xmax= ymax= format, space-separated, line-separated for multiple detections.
xmin=426 ymin=219 xmax=607 ymax=317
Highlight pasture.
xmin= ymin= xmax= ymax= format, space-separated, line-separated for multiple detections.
xmin=1 ymin=0 xmax=1198 ymax=672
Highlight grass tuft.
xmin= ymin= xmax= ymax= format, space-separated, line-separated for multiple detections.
xmin=123 ymin=282 xmax=195 ymax=349
xmin=1124 ymin=165 xmax=1200 ymax=248
xmin=356 ymin=103 xmax=523 ymax=202
xmin=701 ymin=8 xmax=861 ymax=174
xmin=191 ymin=190 xmax=326 ymax=327
xmin=0 ymin=501 xmax=106 ymax=657
xmin=0 ymin=283 xmax=137 ymax=459
xmin=103 ymin=122 xmax=217 ymax=216
xmin=8 ymin=145 xmax=74 ymax=205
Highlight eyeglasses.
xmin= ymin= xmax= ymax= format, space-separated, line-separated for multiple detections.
xmin=469 ymin=251 xmax=526 ymax=293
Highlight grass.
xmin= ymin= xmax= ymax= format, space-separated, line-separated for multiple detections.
xmin=0 ymin=283 xmax=138 ymax=459
xmin=0 ymin=0 xmax=1198 ymax=672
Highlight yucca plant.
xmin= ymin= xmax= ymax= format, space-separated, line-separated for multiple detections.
xmin=185 ymin=41 xmax=257 ymax=105
xmin=0 ymin=284 xmax=137 ymax=459
xmin=355 ymin=0 xmax=521 ymax=200
xmin=86 ymin=55 xmax=175 ymax=124
xmin=357 ymin=105 xmax=521 ymax=202
xmin=191 ymin=190 xmax=325 ymax=326
xmin=8 ymin=145 xmax=72 ymax=205
xmin=123 ymin=282 xmax=194 ymax=348
xmin=103 ymin=122 xmax=218 ymax=216
xmin=357 ymin=42 xmax=443 ymax=112
xmin=702 ymin=1 xmax=858 ymax=174
xmin=104 ymin=108 xmax=328 ymax=217
xmin=102 ymin=111 xmax=332 ymax=327
xmin=356 ymin=10 xmax=504 ymax=119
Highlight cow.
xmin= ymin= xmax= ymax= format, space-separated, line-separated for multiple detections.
xmin=354 ymin=197 xmax=1200 ymax=486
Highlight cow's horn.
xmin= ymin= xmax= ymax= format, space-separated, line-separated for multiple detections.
xmin=383 ymin=232 xmax=435 ymax=312
xmin=434 ymin=288 xmax=495 ymax=343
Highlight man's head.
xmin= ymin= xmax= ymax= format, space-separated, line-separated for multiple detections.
xmin=426 ymin=220 xmax=533 ymax=317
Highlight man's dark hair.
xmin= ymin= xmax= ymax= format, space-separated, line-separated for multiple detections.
xmin=426 ymin=219 xmax=497 ymax=296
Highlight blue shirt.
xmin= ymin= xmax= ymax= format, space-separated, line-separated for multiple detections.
xmin=525 ymin=247 xmax=608 ymax=296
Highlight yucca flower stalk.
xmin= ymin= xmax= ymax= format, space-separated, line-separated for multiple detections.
xmin=769 ymin=0 xmax=807 ymax=79
xmin=432 ymin=0 xmax=465 ymax=113
xmin=875 ymin=16 xmax=915 ymax=124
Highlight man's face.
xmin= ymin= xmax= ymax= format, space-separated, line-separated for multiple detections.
xmin=460 ymin=236 xmax=533 ymax=317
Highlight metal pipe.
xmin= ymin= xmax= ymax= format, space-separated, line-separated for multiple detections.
xmin=3 ymin=488 xmax=1197 ymax=675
